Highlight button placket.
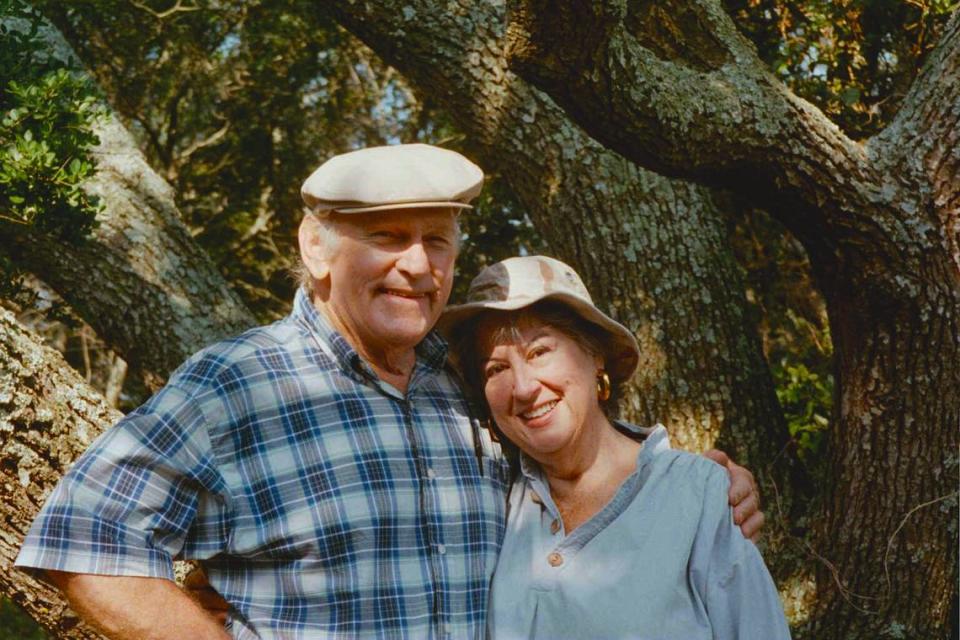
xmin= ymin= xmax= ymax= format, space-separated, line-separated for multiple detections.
xmin=400 ymin=397 xmax=445 ymax=631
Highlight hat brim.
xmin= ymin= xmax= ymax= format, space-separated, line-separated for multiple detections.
xmin=312 ymin=200 xmax=474 ymax=215
xmin=439 ymin=291 xmax=640 ymax=384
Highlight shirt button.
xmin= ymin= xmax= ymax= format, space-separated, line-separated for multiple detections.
xmin=530 ymin=490 xmax=542 ymax=504
xmin=550 ymin=519 xmax=561 ymax=535
xmin=427 ymin=467 xmax=437 ymax=480
xmin=547 ymin=552 xmax=563 ymax=567
xmin=437 ymin=544 xmax=446 ymax=555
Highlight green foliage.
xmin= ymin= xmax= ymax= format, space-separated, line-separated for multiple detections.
xmin=0 ymin=0 xmax=103 ymax=242
xmin=726 ymin=0 xmax=956 ymax=138
xmin=1 ymin=71 xmax=102 ymax=239
xmin=0 ymin=597 xmax=48 ymax=639
xmin=772 ymin=324 xmax=833 ymax=463
xmin=727 ymin=203 xmax=833 ymax=473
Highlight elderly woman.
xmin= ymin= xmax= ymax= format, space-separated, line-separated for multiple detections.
xmin=440 ymin=255 xmax=790 ymax=639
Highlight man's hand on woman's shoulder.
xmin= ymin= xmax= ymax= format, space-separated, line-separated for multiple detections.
xmin=703 ymin=449 xmax=765 ymax=542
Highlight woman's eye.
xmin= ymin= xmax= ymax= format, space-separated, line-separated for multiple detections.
xmin=484 ymin=363 xmax=506 ymax=379
xmin=529 ymin=346 xmax=550 ymax=359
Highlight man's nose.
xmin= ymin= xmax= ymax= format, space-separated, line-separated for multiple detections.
xmin=396 ymin=240 xmax=431 ymax=276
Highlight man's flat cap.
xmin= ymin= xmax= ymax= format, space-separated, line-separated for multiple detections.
xmin=301 ymin=143 xmax=484 ymax=214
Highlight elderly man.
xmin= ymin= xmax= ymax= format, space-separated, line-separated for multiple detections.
xmin=17 ymin=144 xmax=761 ymax=639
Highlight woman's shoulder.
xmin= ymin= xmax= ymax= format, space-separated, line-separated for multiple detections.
xmin=635 ymin=425 xmax=730 ymax=498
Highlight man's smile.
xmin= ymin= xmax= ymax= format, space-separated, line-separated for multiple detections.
xmin=380 ymin=287 xmax=435 ymax=300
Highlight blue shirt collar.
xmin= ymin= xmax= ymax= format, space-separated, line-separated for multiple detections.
xmin=518 ymin=421 xmax=667 ymax=485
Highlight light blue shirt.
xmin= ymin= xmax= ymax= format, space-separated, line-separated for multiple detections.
xmin=488 ymin=424 xmax=790 ymax=639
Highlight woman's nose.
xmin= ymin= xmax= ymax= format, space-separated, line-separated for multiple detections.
xmin=511 ymin=364 xmax=541 ymax=403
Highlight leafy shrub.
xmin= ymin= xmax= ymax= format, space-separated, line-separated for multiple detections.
xmin=1 ymin=0 xmax=103 ymax=245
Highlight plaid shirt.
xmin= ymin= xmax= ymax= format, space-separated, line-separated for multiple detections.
xmin=17 ymin=289 xmax=510 ymax=639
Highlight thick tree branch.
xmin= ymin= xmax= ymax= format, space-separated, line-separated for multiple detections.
xmin=505 ymin=0 xmax=888 ymax=252
xmin=0 ymin=20 xmax=256 ymax=384
xmin=870 ymin=11 xmax=960 ymax=274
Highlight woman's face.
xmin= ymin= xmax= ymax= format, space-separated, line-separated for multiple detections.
xmin=478 ymin=318 xmax=605 ymax=464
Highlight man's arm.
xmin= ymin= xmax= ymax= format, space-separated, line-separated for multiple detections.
xmin=703 ymin=449 xmax=765 ymax=542
xmin=47 ymin=571 xmax=230 ymax=640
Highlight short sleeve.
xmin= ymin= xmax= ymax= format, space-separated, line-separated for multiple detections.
xmin=16 ymin=377 xmax=231 ymax=582
xmin=689 ymin=465 xmax=792 ymax=639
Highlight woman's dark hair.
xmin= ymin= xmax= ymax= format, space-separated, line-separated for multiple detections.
xmin=448 ymin=299 xmax=623 ymax=420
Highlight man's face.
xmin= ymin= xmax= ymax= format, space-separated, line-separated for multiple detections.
xmin=304 ymin=207 xmax=459 ymax=356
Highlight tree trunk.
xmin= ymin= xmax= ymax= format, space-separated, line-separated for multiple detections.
xmin=505 ymin=1 xmax=960 ymax=635
xmin=0 ymin=18 xmax=256 ymax=637
xmin=803 ymin=15 xmax=959 ymax=638
xmin=0 ymin=307 xmax=111 ymax=639
xmin=0 ymin=19 xmax=256 ymax=386
xmin=323 ymin=0 xmax=804 ymax=522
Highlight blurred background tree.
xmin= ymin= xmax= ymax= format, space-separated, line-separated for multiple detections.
xmin=0 ymin=0 xmax=953 ymax=635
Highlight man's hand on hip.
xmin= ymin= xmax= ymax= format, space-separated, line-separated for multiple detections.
xmin=46 ymin=571 xmax=231 ymax=640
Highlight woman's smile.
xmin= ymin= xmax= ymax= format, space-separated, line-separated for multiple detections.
xmin=520 ymin=399 xmax=559 ymax=422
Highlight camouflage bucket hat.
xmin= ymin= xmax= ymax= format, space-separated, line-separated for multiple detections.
xmin=439 ymin=255 xmax=640 ymax=383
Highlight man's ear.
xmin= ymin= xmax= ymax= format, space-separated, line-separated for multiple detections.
xmin=298 ymin=215 xmax=331 ymax=281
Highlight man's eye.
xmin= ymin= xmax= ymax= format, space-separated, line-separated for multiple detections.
xmin=426 ymin=235 xmax=451 ymax=247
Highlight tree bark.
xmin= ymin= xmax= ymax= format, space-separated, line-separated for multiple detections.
xmin=504 ymin=0 xmax=877 ymax=226
xmin=506 ymin=1 xmax=960 ymax=636
xmin=0 ymin=19 xmax=257 ymax=386
xmin=0 ymin=308 xmax=111 ymax=639
xmin=322 ymin=0 xmax=804 ymax=513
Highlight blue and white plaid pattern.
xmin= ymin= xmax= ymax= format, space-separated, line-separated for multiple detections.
xmin=17 ymin=289 xmax=511 ymax=639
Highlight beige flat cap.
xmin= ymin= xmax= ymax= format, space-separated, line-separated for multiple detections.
xmin=301 ymin=143 xmax=484 ymax=214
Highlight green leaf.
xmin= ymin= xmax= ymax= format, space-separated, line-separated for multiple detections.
xmin=840 ymin=87 xmax=860 ymax=106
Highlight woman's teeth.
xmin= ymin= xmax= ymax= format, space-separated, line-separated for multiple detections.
xmin=522 ymin=401 xmax=558 ymax=420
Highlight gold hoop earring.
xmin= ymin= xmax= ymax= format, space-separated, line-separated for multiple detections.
xmin=597 ymin=370 xmax=612 ymax=402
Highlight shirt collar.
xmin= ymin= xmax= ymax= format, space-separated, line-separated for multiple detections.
xmin=518 ymin=422 xmax=668 ymax=484
xmin=291 ymin=287 xmax=449 ymax=382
